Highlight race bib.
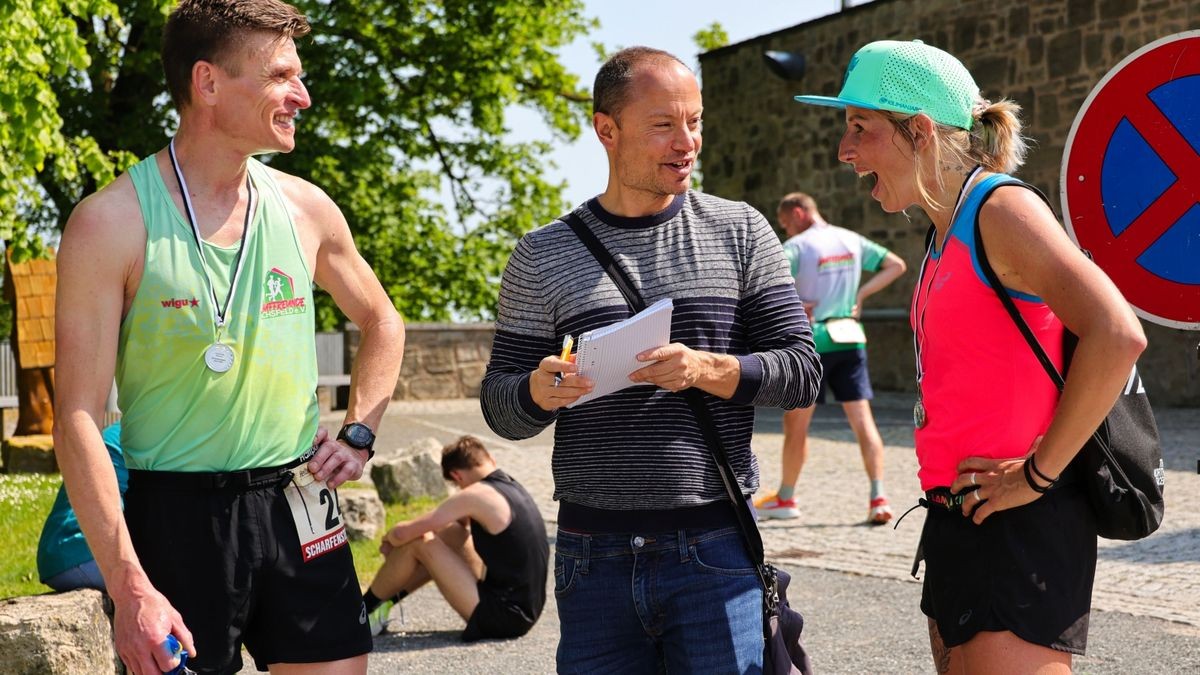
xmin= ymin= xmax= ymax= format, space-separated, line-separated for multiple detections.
xmin=283 ymin=475 xmax=348 ymax=563
xmin=825 ymin=318 xmax=867 ymax=344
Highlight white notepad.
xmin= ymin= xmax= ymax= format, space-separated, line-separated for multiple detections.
xmin=567 ymin=298 xmax=674 ymax=408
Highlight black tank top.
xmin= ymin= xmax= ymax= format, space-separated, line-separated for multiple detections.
xmin=472 ymin=470 xmax=549 ymax=620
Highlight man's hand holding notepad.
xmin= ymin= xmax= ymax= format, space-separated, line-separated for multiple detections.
xmin=566 ymin=298 xmax=673 ymax=408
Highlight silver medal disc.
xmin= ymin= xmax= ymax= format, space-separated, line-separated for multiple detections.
xmin=204 ymin=342 xmax=235 ymax=373
xmin=913 ymin=400 xmax=927 ymax=429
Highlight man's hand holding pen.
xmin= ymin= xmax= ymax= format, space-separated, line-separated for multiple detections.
xmin=530 ymin=337 xmax=593 ymax=411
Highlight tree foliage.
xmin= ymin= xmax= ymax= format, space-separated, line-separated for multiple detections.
xmin=692 ymin=22 xmax=729 ymax=53
xmin=0 ymin=0 xmax=131 ymax=263
xmin=9 ymin=0 xmax=595 ymax=327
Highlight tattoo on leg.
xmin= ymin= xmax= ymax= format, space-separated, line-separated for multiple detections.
xmin=928 ymin=619 xmax=952 ymax=674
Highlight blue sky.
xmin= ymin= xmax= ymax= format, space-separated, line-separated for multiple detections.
xmin=510 ymin=0 xmax=869 ymax=208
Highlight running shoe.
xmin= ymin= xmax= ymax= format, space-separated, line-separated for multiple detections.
xmin=755 ymin=492 xmax=800 ymax=520
xmin=868 ymin=496 xmax=894 ymax=525
xmin=368 ymin=600 xmax=394 ymax=637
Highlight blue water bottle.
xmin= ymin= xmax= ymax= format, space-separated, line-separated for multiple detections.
xmin=163 ymin=634 xmax=196 ymax=675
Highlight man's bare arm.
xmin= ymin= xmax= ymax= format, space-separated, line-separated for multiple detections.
xmin=54 ymin=180 xmax=195 ymax=672
xmin=280 ymin=173 xmax=405 ymax=488
xmin=855 ymin=250 xmax=906 ymax=311
xmin=386 ymin=483 xmax=512 ymax=546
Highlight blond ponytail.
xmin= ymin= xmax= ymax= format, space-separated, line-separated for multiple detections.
xmin=968 ymin=99 xmax=1028 ymax=174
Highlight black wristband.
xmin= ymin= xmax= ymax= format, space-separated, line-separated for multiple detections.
xmin=1028 ymin=453 xmax=1059 ymax=485
xmin=1022 ymin=458 xmax=1052 ymax=493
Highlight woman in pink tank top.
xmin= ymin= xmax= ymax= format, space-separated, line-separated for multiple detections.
xmin=795 ymin=40 xmax=1146 ymax=673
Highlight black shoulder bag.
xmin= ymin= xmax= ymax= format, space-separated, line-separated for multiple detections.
xmin=563 ymin=212 xmax=813 ymax=675
xmin=969 ymin=184 xmax=1165 ymax=540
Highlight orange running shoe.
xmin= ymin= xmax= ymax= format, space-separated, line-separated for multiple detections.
xmin=755 ymin=492 xmax=800 ymax=520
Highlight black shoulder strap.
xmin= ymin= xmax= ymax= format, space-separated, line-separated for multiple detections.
xmin=561 ymin=211 xmax=768 ymax=569
xmin=562 ymin=212 xmax=645 ymax=313
xmin=971 ymin=181 xmax=1066 ymax=392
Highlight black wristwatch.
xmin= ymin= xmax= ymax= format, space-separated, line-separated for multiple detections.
xmin=337 ymin=422 xmax=376 ymax=461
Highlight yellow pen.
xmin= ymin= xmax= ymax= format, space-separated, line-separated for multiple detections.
xmin=556 ymin=334 xmax=573 ymax=386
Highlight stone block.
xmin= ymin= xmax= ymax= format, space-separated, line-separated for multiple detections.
xmin=421 ymin=348 xmax=456 ymax=375
xmin=370 ymin=437 xmax=448 ymax=504
xmin=1037 ymin=93 xmax=1060 ymax=129
xmin=1008 ymin=5 xmax=1030 ymax=38
xmin=1099 ymin=0 xmax=1139 ymax=19
xmin=1084 ymin=33 xmax=1106 ymax=68
xmin=1048 ymin=29 xmax=1082 ymax=77
xmin=339 ymin=488 xmax=385 ymax=542
xmin=458 ymin=363 xmax=486 ymax=398
xmin=454 ymin=343 xmax=478 ymax=363
xmin=0 ymin=589 xmax=121 ymax=674
xmin=953 ymin=17 xmax=977 ymax=51
xmin=408 ymin=376 xmax=461 ymax=400
xmin=3 ymin=435 xmax=56 ymax=474
xmin=1068 ymin=0 xmax=1096 ymax=25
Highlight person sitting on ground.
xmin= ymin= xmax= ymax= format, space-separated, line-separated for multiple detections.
xmin=363 ymin=435 xmax=549 ymax=642
xmin=38 ymin=421 xmax=125 ymax=592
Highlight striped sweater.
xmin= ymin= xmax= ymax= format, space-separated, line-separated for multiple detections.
xmin=480 ymin=191 xmax=820 ymax=513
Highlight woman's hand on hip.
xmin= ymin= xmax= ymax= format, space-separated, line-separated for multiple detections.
xmin=951 ymin=437 xmax=1045 ymax=525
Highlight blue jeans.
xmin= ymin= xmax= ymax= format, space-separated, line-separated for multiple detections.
xmin=44 ymin=560 xmax=106 ymax=593
xmin=554 ymin=526 xmax=764 ymax=674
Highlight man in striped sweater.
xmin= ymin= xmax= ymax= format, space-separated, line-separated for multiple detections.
xmin=480 ymin=46 xmax=820 ymax=672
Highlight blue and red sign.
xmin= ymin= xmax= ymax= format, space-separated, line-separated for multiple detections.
xmin=1061 ymin=31 xmax=1200 ymax=330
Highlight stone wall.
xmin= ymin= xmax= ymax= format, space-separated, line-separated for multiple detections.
xmin=699 ymin=0 xmax=1200 ymax=406
xmin=347 ymin=322 xmax=494 ymax=400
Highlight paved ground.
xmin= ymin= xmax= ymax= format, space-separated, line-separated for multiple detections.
xmin=326 ymin=392 xmax=1200 ymax=674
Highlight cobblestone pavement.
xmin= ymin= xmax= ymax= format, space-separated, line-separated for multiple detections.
xmin=340 ymin=392 xmax=1200 ymax=672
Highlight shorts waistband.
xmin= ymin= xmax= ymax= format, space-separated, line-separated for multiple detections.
xmin=923 ymin=486 xmax=973 ymax=512
xmin=922 ymin=461 xmax=1083 ymax=513
xmin=128 ymin=453 xmax=309 ymax=492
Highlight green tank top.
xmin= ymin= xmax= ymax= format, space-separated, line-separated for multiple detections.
xmin=118 ymin=154 xmax=319 ymax=471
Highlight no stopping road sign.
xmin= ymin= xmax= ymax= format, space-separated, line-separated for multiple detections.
xmin=1061 ymin=31 xmax=1200 ymax=330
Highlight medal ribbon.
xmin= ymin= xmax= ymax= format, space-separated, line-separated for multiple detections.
xmin=168 ymin=137 xmax=255 ymax=336
xmin=912 ymin=165 xmax=983 ymax=395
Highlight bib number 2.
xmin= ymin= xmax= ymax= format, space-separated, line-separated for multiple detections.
xmin=284 ymin=479 xmax=348 ymax=562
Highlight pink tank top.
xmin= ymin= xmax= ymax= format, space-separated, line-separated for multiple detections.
xmin=911 ymin=174 xmax=1064 ymax=490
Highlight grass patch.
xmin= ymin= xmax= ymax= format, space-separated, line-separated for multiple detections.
xmin=0 ymin=474 xmax=441 ymax=600
xmin=0 ymin=474 xmax=62 ymax=599
xmin=350 ymin=495 xmax=441 ymax=588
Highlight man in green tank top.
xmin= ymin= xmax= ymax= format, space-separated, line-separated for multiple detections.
xmin=54 ymin=1 xmax=404 ymax=673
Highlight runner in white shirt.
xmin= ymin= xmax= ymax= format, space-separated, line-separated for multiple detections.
xmin=757 ymin=192 xmax=907 ymax=523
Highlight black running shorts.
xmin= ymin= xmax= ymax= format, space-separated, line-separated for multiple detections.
xmin=815 ymin=348 xmax=874 ymax=404
xmin=462 ymin=584 xmax=536 ymax=642
xmin=125 ymin=470 xmax=372 ymax=674
xmin=919 ymin=480 xmax=1097 ymax=655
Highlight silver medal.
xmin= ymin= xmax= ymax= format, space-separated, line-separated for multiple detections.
xmin=913 ymin=400 xmax=927 ymax=429
xmin=169 ymin=138 xmax=254 ymax=380
xmin=204 ymin=342 xmax=235 ymax=373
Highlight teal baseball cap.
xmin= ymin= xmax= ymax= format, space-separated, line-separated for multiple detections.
xmin=794 ymin=40 xmax=979 ymax=130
